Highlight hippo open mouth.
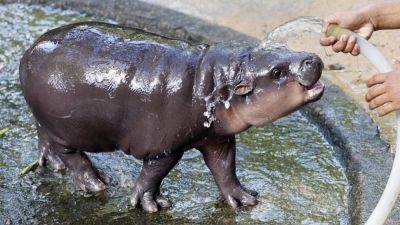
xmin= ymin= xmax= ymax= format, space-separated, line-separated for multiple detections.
xmin=304 ymin=80 xmax=325 ymax=102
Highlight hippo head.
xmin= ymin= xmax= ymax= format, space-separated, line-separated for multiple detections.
xmin=215 ymin=47 xmax=324 ymax=133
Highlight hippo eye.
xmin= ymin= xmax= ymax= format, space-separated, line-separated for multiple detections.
xmin=271 ymin=68 xmax=282 ymax=79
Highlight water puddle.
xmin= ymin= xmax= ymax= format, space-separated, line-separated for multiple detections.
xmin=0 ymin=4 xmax=349 ymax=225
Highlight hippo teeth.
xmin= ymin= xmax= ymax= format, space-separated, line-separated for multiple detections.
xmin=306 ymin=81 xmax=323 ymax=90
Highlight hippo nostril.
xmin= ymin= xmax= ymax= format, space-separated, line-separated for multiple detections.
xmin=305 ymin=60 xmax=312 ymax=65
xmin=301 ymin=56 xmax=324 ymax=72
xmin=302 ymin=59 xmax=314 ymax=69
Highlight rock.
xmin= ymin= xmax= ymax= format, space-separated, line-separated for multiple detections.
xmin=328 ymin=63 xmax=344 ymax=70
xmin=5 ymin=218 xmax=12 ymax=225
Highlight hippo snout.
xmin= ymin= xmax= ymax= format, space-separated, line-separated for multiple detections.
xmin=297 ymin=55 xmax=323 ymax=88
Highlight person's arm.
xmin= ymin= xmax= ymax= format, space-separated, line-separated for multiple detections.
xmin=367 ymin=2 xmax=400 ymax=30
xmin=320 ymin=2 xmax=400 ymax=55
xmin=321 ymin=2 xmax=400 ymax=117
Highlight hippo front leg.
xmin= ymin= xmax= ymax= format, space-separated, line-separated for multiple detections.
xmin=131 ymin=151 xmax=183 ymax=213
xmin=200 ymin=136 xmax=258 ymax=208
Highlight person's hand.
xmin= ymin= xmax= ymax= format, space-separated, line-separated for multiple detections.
xmin=366 ymin=62 xmax=400 ymax=116
xmin=320 ymin=8 xmax=375 ymax=56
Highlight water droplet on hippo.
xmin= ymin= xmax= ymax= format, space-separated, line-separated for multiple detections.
xmin=224 ymin=101 xmax=230 ymax=109
xmin=245 ymin=96 xmax=251 ymax=104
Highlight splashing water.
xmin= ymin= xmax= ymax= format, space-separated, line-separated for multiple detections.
xmin=260 ymin=16 xmax=322 ymax=50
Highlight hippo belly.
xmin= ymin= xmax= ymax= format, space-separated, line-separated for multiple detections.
xmin=19 ymin=21 xmax=324 ymax=212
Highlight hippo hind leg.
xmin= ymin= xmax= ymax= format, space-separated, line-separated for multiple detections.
xmin=37 ymin=125 xmax=110 ymax=192
xmin=54 ymin=144 xmax=112 ymax=192
xmin=37 ymin=123 xmax=65 ymax=171
xmin=199 ymin=136 xmax=258 ymax=208
xmin=131 ymin=151 xmax=183 ymax=213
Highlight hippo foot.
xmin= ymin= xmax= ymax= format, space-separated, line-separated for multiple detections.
xmin=243 ymin=187 xmax=259 ymax=197
xmin=131 ymin=187 xmax=172 ymax=213
xmin=73 ymin=168 xmax=111 ymax=193
xmin=221 ymin=185 xmax=258 ymax=208
xmin=56 ymin=150 xmax=111 ymax=192
xmin=38 ymin=146 xmax=66 ymax=171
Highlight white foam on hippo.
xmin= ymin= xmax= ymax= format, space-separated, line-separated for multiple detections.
xmin=202 ymin=87 xmax=234 ymax=128
xmin=203 ymin=95 xmax=216 ymax=128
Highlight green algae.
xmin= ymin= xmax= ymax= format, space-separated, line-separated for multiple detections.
xmin=19 ymin=159 xmax=39 ymax=176
xmin=0 ymin=127 xmax=8 ymax=137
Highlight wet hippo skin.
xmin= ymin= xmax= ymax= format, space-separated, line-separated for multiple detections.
xmin=19 ymin=22 xmax=324 ymax=213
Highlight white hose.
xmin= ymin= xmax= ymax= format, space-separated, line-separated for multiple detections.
xmin=327 ymin=24 xmax=400 ymax=225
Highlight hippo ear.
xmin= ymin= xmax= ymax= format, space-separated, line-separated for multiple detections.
xmin=234 ymin=82 xmax=253 ymax=95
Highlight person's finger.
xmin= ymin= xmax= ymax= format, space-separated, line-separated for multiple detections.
xmin=332 ymin=35 xmax=348 ymax=53
xmin=320 ymin=36 xmax=337 ymax=46
xmin=365 ymin=84 xmax=386 ymax=101
xmin=351 ymin=44 xmax=361 ymax=56
xmin=322 ymin=16 xmax=330 ymax=33
xmin=322 ymin=14 xmax=339 ymax=33
xmin=366 ymin=74 xmax=386 ymax=87
xmin=369 ymin=93 xmax=389 ymax=110
xmin=378 ymin=103 xmax=396 ymax=117
xmin=344 ymin=35 xmax=357 ymax=53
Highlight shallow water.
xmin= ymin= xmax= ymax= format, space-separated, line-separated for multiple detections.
xmin=0 ymin=4 xmax=349 ymax=225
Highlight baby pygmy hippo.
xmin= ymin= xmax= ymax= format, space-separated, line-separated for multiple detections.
xmin=20 ymin=22 xmax=324 ymax=212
